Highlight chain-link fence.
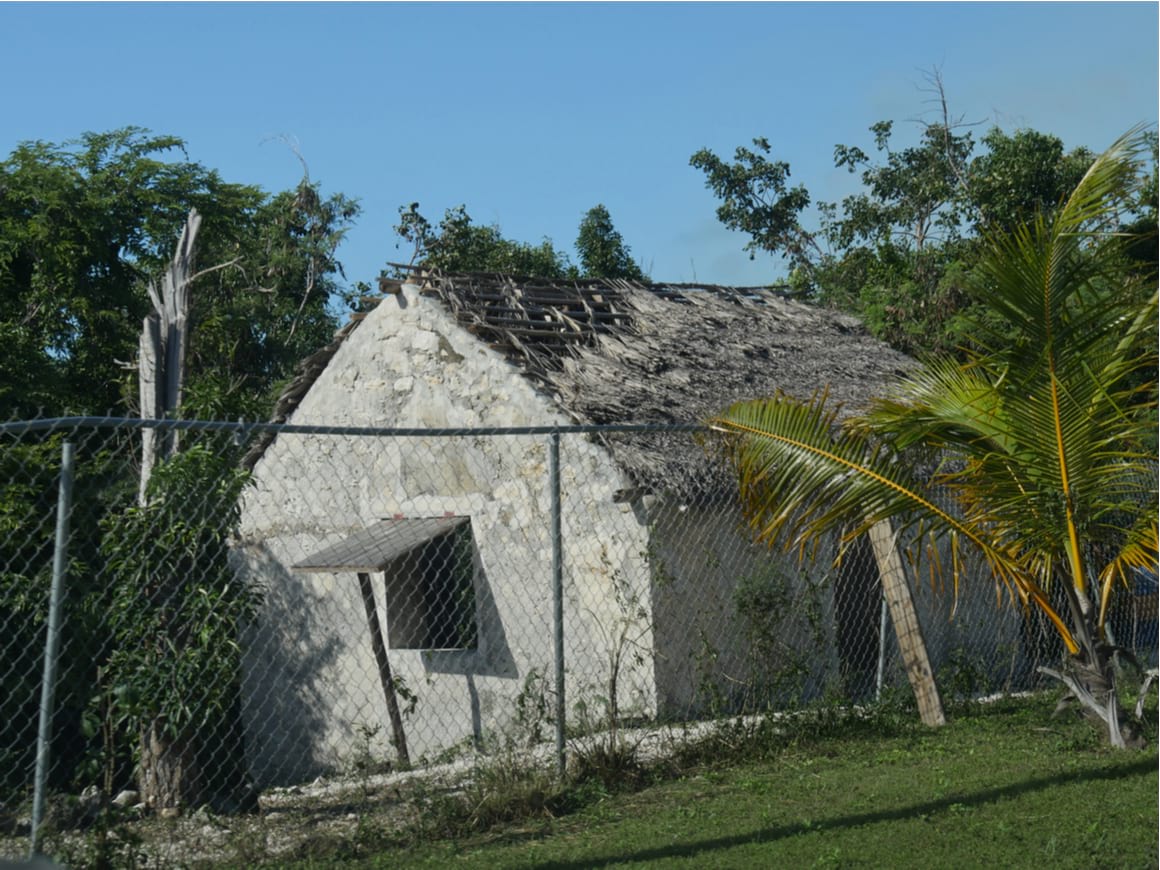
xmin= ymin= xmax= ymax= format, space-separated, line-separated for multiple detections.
xmin=2 ymin=417 xmax=1156 ymax=861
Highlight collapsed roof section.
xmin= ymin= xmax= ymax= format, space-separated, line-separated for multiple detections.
xmin=245 ymin=270 xmax=914 ymax=496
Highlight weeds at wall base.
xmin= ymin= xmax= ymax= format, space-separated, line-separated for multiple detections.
xmin=17 ymin=690 xmax=1154 ymax=868
xmin=315 ymin=693 xmax=934 ymax=858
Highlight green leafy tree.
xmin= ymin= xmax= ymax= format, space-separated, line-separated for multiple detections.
xmin=0 ymin=128 xmax=357 ymax=801
xmin=0 ymin=431 xmax=135 ymax=800
xmin=688 ymin=81 xmax=1152 ymax=363
xmin=967 ymin=127 xmax=1094 ymax=234
xmin=99 ymin=445 xmax=256 ymax=810
xmin=689 ymin=137 xmax=817 ymax=271
xmin=709 ymin=132 xmax=1158 ymax=748
xmin=575 ymin=204 xmax=644 ymax=280
xmin=827 ymin=119 xmax=973 ymax=253
xmin=692 ymin=121 xmax=977 ymax=354
xmin=693 ymin=113 xmax=979 ymax=346
xmin=394 ymin=203 xmax=573 ymax=277
xmin=0 ymin=127 xmax=359 ymax=420
xmin=0 ymin=129 xmax=206 ymax=417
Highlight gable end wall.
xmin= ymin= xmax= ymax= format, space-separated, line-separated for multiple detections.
xmin=236 ymin=286 xmax=656 ymax=784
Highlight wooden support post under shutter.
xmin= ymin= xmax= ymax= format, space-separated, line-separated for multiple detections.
xmin=357 ymin=572 xmax=411 ymax=766
xmin=868 ymin=520 xmax=946 ymax=727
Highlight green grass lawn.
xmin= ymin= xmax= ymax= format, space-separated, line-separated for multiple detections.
xmin=310 ymin=695 xmax=1157 ymax=870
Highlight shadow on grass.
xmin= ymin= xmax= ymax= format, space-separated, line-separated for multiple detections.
xmin=531 ymin=757 xmax=1158 ymax=869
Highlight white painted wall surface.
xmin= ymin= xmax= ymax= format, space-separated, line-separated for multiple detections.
xmin=236 ymin=286 xmax=655 ymax=785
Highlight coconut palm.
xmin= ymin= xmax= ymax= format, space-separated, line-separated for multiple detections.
xmin=709 ymin=130 xmax=1158 ymax=748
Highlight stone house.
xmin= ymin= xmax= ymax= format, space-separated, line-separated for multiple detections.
xmin=232 ymin=272 xmax=958 ymax=786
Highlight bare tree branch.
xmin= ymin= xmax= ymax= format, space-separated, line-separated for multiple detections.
xmin=259 ymin=135 xmax=325 ymax=340
xmin=262 ymin=133 xmax=311 ymax=183
xmin=915 ymin=66 xmax=983 ymax=197
xmin=188 ymin=257 xmax=242 ymax=284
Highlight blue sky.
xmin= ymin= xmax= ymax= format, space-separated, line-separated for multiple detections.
xmin=1 ymin=2 xmax=1156 ymax=289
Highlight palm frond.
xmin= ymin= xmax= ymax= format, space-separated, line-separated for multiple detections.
xmin=708 ymin=390 xmax=1078 ymax=652
xmin=858 ymin=358 xmax=1012 ymax=456
xmin=1096 ymin=494 xmax=1159 ymax=631
xmin=970 ymin=129 xmax=1151 ymax=368
xmin=967 ymin=130 xmax=1155 ymax=596
xmin=707 ymin=131 xmax=1157 ymax=678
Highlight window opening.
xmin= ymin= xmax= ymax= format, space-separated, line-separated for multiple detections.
xmin=383 ymin=520 xmax=478 ymax=651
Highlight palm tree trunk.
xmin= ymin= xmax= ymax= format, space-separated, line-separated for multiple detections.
xmin=1040 ymin=581 xmax=1142 ymax=749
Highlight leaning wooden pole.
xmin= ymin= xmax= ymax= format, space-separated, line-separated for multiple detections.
xmin=867 ymin=519 xmax=946 ymax=727
xmin=357 ymin=572 xmax=411 ymax=767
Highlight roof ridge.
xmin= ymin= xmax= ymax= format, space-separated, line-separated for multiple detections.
xmin=242 ymin=272 xmax=914 ymax=496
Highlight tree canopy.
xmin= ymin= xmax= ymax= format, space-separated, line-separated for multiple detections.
xmin=0 ymin=128 xmax=362 ymax=804
xmin=394 ymin=203 xmax=574 ymax=278
xmin=689 ymin=136 xmax=816 ymax=271
xmin=0 ymin=127 xmax=359 ymax=421
xmin=575 ymin=204 xmax=644 ymax=280
xmin=393 ymin=201 xmax=645 ymax=281
xmin=691 ymin=87 xmax=1157 ymax=359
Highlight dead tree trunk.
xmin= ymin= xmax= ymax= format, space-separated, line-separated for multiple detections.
xmin=136 ymin=210 xmax=205 ymax=813
xmin=138 ymin=721 xmax=205 ymax=814
xmin=139 ymin=208 xmax=199 ymax=501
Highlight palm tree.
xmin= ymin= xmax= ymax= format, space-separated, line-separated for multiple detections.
xmin=708 ymin=131 xmax=1158 ymax=748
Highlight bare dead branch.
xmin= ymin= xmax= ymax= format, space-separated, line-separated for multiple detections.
xmin=262 ymin=133 xmax=311 ymax=183
xmin=188 ymin=257 xmax=243 ymax=285
xmin=911 ymin=66 xmax=983 ymax=198
xmin=286 ymin=259 xmax=317 ymax=341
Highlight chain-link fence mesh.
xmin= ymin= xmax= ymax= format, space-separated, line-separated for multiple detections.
xmin=2 ymin=417 xmax=1156 ymax=861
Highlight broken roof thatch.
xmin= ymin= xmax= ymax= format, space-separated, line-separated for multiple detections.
xmin=245 ymin=270 xmax=914 ymax=497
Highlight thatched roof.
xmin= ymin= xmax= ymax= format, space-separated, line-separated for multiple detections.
xmin=246 ymin=271 xmax=914 ymax=497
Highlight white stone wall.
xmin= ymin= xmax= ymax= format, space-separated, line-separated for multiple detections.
xmin=646 ymin=503 xmax=841 ymax=716
xmin=236 ymin=286 xmax=655 ymax=785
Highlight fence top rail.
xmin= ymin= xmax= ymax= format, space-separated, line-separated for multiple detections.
xmin=0 ymin=416 xmax=706 ymax=439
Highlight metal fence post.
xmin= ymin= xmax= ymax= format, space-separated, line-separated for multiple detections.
xmin=875 ymin=593 xmax=889 ymax=701
xmin=549 ymin=431 xmax=565 ymax=777
xmin=30 ymin=441 xmax=75 ymax=857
